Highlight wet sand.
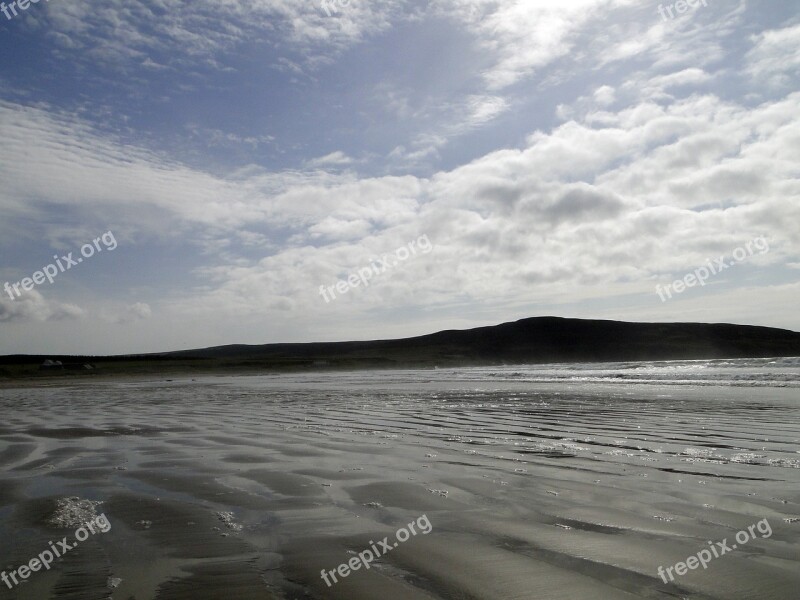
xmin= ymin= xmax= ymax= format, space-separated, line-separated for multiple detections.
xmin=0 ymin=371 xmax=798 ymax=599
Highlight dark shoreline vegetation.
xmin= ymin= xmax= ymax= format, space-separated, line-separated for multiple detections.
xmin=2 ymin=317 xmax=799 ymax=381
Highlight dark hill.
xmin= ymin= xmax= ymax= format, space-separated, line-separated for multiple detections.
xmin=164 ymin=317 xmax=800 ymax=364
xmin=2 ymin=317 xmax=799 ymax=375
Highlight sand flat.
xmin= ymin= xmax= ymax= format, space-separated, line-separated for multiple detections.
xmin=0 ymin=366 xmax=798 ymax=599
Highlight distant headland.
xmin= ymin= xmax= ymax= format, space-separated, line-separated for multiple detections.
xmin=2 ymin=317 xmax=799 ymax=379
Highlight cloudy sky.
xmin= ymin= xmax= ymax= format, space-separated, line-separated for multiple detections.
xmin=0 ymin=0 xmax=798 ymax=355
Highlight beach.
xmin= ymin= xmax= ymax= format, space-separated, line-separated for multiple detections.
xmin=1 ymin=359 xmax=799 ymax=599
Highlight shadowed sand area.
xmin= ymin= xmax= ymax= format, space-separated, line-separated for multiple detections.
xmin=1 ymin=365 xmax=799 ymax=599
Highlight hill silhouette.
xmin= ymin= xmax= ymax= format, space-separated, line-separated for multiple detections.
xmin=2 ymin=317 xmax=798 ymax=377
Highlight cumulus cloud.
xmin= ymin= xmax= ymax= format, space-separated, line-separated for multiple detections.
xmin=306 ymin=151 xmax=354 ymax=168
xmin=4 ymin=83 xmax=799 ymax=326
xmin=593 ymin=85 xmax=616 ymax=107
xmin=745 ymin=23 xmax=800 ymax=89
xmin=104 ymin=303 xmax=152 ymax=325
xmin=155 ymin=89 xmax=797 ymax=320
xmin=7 ymin=80 xmax=800 ymax=290
xmin=0 ymin=290 xmax=84 ymax=323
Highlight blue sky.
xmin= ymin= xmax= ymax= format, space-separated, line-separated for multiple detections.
xmin=0 ymin=0 xmax=798 ymax=354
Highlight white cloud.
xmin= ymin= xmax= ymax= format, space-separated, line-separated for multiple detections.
xmin=104 ymin=302 xmax=152 ymax=325
xmin=306 ymin=151 xmax=354 ymax=168
xmin=3 ymin=82 xmax=798 ymax=333
xmin=745 ymin=23 xmax=800 ymax=89
xmin=593 ymin=85 xmax=616 ymax=106
xmin=463 ymin=95 xmax=509 ymax=127
xmin=636 ymin=68 xmax=713 ymax=100
xmin=599 ymin=1 xmax=746 ymax=72
xmin=153 ymin=88 xmax=799 ymax=326
xmin=41 ymin=0 xmax=408 ymax=71
xmin=0 ymin=290 xmax=84 ymax=323
xmin=442 ymin=0 xmax=616 ymax=90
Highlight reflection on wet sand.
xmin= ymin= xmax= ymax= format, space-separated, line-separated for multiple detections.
xmin=1 ymin=367 xmax=799 ymax=599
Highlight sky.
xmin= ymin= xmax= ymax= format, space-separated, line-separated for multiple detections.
xmin=0 ymin=0 xmax=798 ymax=355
